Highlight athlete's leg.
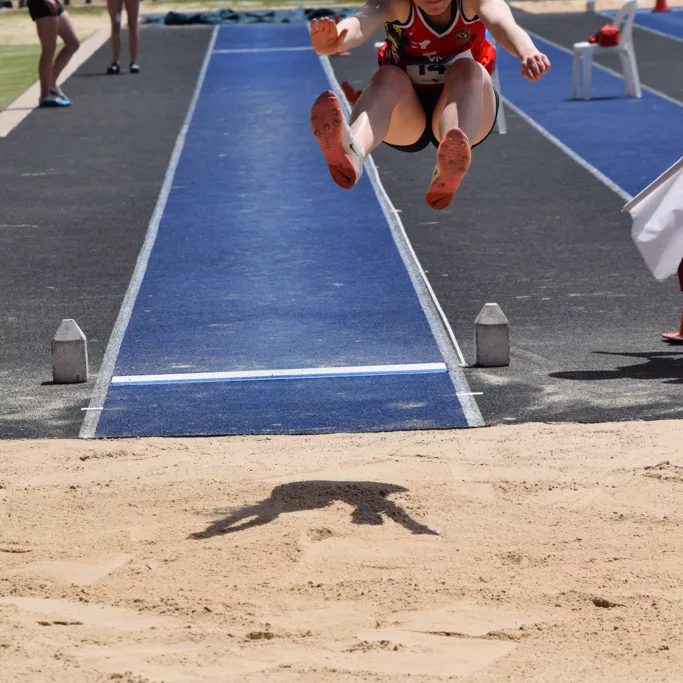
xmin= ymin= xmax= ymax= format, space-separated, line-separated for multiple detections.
xmin=426 ymin=59 xmax=496 ymax=210
xmin=123 ymin=0 xmax=140 ymax=67
xmin=107 ymin=0 xmax=124 ymax=68
xmin=433 ymin=58 xmax=496 ymax=144
xmin=311 ymin=66 xmax=426 ymax=189
xmin=52 ymin=12 xmax=80 ymax=87
xmin=350 ymin=65 xmax=426 ymax=154
xmin=35 ymin=16 xmax=59 ymax=100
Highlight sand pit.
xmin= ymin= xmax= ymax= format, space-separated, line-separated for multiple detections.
xmin=2 ymin=420 xmax=683 ymax=681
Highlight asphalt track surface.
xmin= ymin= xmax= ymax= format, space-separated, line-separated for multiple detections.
xmin=0 ymin=27 xmax=213 ymax=438
xmin=1 ymin=16 xmax=681 ymax=438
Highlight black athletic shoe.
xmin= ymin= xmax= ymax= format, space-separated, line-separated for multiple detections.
xmin=107 ymin=62 xmax=120 ymax=75
xmin=130 ymin=62 xmax=140 ymax=74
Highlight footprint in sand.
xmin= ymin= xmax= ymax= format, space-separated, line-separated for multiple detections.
xmin=389 ymin=600 xmax=544 ymax=637
xmin=251 ymin=628 xmax=516 ymax=678
xmin=1 ymin=554 xmax=133 ymax=587
xmin=0 ymin=597 xmax=178 ymax=631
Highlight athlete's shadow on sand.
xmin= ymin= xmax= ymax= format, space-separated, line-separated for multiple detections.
xmin=189 ymin=481 xmax=438 ymax=539
xmin=550 ymin=350 xmax=683 ymax=384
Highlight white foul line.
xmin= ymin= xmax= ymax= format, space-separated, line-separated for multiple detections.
xmin=111 ymin=363 xmax=448 ymax=386
xmin=213 ymin=47 xmax=312 ymax=54
xmin=79 ymin=27 xmax=220 ymax=439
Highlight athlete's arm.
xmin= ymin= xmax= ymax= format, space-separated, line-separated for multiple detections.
xmin=468 ymin=0 xmax=550 ymax=81
xmin=310 ymin=0 xmax=398 ymax=55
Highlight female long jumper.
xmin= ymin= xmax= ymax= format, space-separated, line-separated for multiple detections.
xmin=310 ymin=0 xmax=550 ymax=210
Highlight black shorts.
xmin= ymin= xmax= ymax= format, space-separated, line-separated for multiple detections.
xmin=28 ymin=0 xmax=64 ymax=21
xmin=384 ymin=85 xmax=500 ymax=154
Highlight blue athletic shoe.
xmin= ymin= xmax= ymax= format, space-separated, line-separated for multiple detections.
xmin=50 ymin=87 xmax=71 ymax=106
xmin=39 ymin=94 xmax=70 ymax=108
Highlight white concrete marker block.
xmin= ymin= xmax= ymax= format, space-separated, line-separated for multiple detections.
xmin=474 ymin=303 xmax=510 ymax=367
xmin=52 ymin=319 xmax=88 ymax=383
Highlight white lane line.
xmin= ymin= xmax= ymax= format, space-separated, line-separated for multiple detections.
xmin=79 ymin=27 xmax=220 ymax=439
xmin=499 ymin=31 xmax=631 ymax=203
xmin=213 ymin=47 xmax=312 ymax=53
xmin=111 ymin=363 xmax=448 ymax=386
xmin=500 ymin=96 xmax=632 ymax=202
xmin=319 ymin=54 xmax=485 ymax=428
xmin=0 ymin=27 xmax=110 ymax=138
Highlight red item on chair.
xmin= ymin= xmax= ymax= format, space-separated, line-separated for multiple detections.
xmin=588 ymin=25 xmax=621 ymax=46
xmin=653 ymin=0 xmax=670 ymax=12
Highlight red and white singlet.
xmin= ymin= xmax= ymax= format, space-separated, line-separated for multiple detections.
xmin=377 ymin=0 xmax=496 ymax=86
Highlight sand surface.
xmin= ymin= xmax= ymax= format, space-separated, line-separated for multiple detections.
xmin=2 ymin=420 xmax=683 ymax=681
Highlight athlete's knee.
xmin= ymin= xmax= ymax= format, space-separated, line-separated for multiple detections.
xmin=444 ymin=58 xmax=487 ymax=86
xmin=370 ymin=65 xmax=413 ymax=92
xmin=65 ymin=35 xmax=80 ymax=53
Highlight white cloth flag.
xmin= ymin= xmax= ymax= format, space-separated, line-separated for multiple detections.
xmin=623 ymin=157 xmax=683 ymax=282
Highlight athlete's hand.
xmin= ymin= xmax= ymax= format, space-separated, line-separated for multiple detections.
xmin=45 ymin=0 xmax=59 ymax=14
xmin=310 ymin=17 xmax=349 ymax=55
xmin=520 ymin=51 xmax=551 ymax=81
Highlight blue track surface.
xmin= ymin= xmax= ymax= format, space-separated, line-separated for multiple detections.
xmin=497 ymin=34 xmax=683 ymax=196
xmin=602 ymin=8 xmax=683 ymax=41
xmin=95 ymin=25 xmax=468 ymax=438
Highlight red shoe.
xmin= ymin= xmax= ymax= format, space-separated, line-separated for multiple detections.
xmin=426 ymin=128 xmax=471 ymax=211
xmin=310 ymin=90 xmax=363 ymax=190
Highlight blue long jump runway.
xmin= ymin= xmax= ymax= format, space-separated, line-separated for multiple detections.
xmin=88 ymin=24 xmax=474 ymax=438
xmin=601 ymin=7 xmax=683 ymax=42
xmin=497 ymin=33 xmax=682 ymax=197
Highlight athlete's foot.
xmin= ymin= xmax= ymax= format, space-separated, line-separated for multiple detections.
xmin=426 ymin=128 xmax=471 ymax=211
xmin=310 ymin=90 xmax=363 ymax=190
xmin=38 ymin=94 xmax=70 ymax=108
xmin=130 ymin=62 xmax=140 ymax=74
xmin=50 ymin=85 xmax=70 ymax=105
xmin=106 ymin=62 xmax=120 ymax=75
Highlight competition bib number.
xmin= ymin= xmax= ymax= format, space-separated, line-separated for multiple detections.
xmin=406 ymin=62 xmax=449 ymax=84
xmin=405 ymin=51 xmax=473 ymax=85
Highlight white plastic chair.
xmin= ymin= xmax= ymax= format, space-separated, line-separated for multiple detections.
xmin=572 ymin=0 xmax=642 ymax=100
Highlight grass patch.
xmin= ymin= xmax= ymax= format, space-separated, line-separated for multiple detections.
xmin=0 ymin=44 xmax=40 ymax=109
xmin=0 ymin=7 xmax=102 ymax=111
